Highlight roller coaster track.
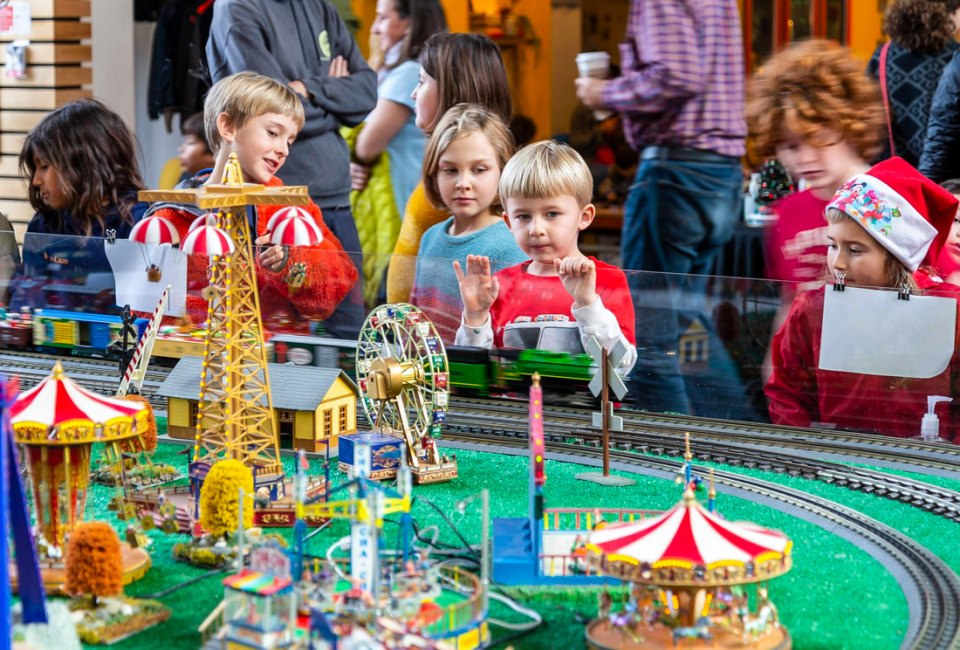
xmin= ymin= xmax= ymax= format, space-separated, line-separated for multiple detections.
xmin=447 ymin=430 xmax=960 ymax=650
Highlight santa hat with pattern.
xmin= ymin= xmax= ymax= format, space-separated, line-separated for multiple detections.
xmin=826 ymin=157 xmax=958 ymax=272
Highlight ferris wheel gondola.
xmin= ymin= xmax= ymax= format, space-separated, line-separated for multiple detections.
xmin=355 ymin=304 xmax=457 ymax=483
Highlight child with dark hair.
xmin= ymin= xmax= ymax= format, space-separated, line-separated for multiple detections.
xmin=178 ymin=112 xmax=214 ymax=181
xmin=11 ymin=99 xmax=148 ymax=309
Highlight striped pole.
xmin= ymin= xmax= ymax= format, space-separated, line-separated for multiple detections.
xmin=117 ymin=285 xmax=171 ymax=397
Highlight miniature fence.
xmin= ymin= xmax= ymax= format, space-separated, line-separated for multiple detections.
xmin=423 ymin=566 xmax=485 ymax=638
xmin=542 ymin=507 xmax=660 ymax=531
xmin=198 ymin=599 xmax=227 ymax=644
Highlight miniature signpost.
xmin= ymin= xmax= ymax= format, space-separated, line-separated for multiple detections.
xmin=577 ymin=337 xmax=635 ymax=486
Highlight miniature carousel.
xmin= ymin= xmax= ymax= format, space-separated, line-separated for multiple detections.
xmin=584 ymin=480 xmax=793 ymax=649
xmin=9 ymin=362 xmax=152 ymax=592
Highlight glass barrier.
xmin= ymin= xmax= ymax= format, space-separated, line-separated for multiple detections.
xmin=2 ymin=231 xmax=958 ymax=445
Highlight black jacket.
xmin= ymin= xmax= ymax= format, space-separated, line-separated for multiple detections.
xmin=920 ymin=51 xmax=960 ymax=183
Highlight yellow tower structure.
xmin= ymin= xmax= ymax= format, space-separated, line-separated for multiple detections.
xmin=140 ymin=155 xmax=308 ymax=481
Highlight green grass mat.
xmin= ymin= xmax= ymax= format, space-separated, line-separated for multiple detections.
xmin=48 ymin=440 xmax=926 ymax=649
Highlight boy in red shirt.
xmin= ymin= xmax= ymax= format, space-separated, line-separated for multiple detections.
xmin=453 ymin=140 xmax=636 ymax=376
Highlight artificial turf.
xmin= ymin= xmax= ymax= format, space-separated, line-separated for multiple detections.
xmin=53 ymin=434 xmax=942 ymax=650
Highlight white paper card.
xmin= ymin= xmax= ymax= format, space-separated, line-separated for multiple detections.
xmin=0 ymin=2 xmax=30 ymax=37
xmin=820 ymin=286 xmax=956 ymax=378
xmin=105 ymin=240 xmax=187 ymax=316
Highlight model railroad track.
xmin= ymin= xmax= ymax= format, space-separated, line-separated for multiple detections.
xmin=0 ymin=351 xmax=167 ymax=409
xmin=444 ymin=402 xmax=960 ymax=522
xmin=447 ymin=430 xmax=960 ymax=650
xmin=452 ymin=396 xmax=960 ymax=476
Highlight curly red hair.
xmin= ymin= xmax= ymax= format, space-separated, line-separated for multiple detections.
xmin=746 ymin=39 xmax=885 ymax=167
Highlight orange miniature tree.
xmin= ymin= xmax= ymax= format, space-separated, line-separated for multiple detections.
xmin=65 ymin=521 xmax=123 ymax=607
xmin=120 ymin=395 xmax=158 ymax=453
xmin=199 ymin=459 xmax=254 ymax=539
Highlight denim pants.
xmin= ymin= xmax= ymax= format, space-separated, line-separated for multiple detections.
xmin=316 ymin=204 xmax=365 ymax=340
xmin=622 ymin=153 xmax=743 ymax=414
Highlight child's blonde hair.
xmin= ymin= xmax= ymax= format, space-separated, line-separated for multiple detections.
xmin=204 ymin=72 xmax=305 ymax=153
xmin=499 ymin=140 xmax=592 ymax=208
xmin=746 ymin=39 xmax=884 ymax=165
xmin=825 ymin=208 xmax=917 ymax=289
xmin=422 ymin=103 xmax=516 ymax=211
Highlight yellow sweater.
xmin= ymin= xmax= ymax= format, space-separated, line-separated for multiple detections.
xmin=386 ymin=182 xmax=447 ymax=303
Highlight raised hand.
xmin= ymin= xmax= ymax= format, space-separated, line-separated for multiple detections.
xmin=555 ymin=256 xmax=597 ymax=308
xmin=453 ymin=254 xmax=500 ymax=326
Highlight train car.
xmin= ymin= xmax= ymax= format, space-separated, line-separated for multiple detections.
xmin=31 ymin=308 xmax=148 ymax=359
xmin=268 ymin=333 xmax=358 ymax=379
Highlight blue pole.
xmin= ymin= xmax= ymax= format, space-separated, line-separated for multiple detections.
xmin=1 ymin=375 xmax=48 ymax=640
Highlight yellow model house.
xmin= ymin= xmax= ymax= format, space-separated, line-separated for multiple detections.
xmin=158 ymin=357 xmax=358 ymax=453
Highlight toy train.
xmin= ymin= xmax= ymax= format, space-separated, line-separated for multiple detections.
xmin=268 ymin=322 xmax=596 ymax=399
xmin=0 ymin=307 xmax=148 ymax=360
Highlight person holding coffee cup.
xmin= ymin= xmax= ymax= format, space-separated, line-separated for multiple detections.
xmin=574 ymin=0 xmax=748 ymax=416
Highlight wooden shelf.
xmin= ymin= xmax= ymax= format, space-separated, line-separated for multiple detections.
xmin=0 ymin=65 xmax=91 ymax=88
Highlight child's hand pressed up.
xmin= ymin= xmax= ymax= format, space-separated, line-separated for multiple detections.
xmin=555 ymin=256 xmax=598 ymax=309
xmin=453 ymin=254 xmax=500 ymax=327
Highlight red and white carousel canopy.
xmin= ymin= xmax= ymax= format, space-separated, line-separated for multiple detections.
xmin=11 ymin=362 xmax=147 ymax=443
xmin=586 ymin=491 xmax=792 ymax=571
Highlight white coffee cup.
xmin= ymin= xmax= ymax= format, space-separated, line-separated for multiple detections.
xmin=576 ymin=51 xmax=613 ymax=121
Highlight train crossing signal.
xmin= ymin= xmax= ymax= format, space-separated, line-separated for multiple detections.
xmin=586 ymin=337 xmax=628 ymax=401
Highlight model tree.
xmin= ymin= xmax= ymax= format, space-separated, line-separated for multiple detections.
xmin=756 ymin=159 xmax=795 ymax=206
xmin=120 ymin=394 xmax=158 ymax=453
xmin=65 ymin=521 xmax=123 ymax=607
xmin=200 ymin=459 xmax=254 ymax=539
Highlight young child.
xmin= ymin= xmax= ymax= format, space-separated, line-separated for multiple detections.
xmin=765 ymin=157 xmax=960 ymax=441
xmin=11 ymin=99 xmax=149 ymax=310
xmin=924 ymin=179 xmax=960 ymax=287
xmin=453 ymin=140 xmax=636 ymax=375
xmin=746 ymin=39 xmax=885 ymax=290
xmin=411 ymin=104 xmax=527 ymax=342
xmin=150 ymin=72 xmax=358 ymax=333
xmin=178 ymin=112 xmax=215 ymax=182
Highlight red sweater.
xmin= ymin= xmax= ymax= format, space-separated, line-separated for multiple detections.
xmin=151 ymin=177 xmax=358 ymax=333
xmin=489 ymin=259 xmax=636 ymax=347
xmin=766 ymin=190 xmax=829 ymax=285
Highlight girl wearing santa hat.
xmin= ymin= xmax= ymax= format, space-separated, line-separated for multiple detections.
xmin=765 ymin=157 xmax=960 ymax=442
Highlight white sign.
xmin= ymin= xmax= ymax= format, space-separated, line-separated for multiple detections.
xmin=0 ymin=2 xmax=30 ymax=37
xmin=820 ymin=286 xmax=957 ymax=378
xmin=105 ymin=240 xmax=187 ymax=316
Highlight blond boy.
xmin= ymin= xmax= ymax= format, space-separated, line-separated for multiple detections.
xmin=453 ymin=140 xmax=637 ymax=374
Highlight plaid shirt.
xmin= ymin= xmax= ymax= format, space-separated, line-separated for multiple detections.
xmin=602 ymin=0 xmax=746 ymax=157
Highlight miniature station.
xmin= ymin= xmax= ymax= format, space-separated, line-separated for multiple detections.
xmin=1 ymin=163 xmax=864 ymax=650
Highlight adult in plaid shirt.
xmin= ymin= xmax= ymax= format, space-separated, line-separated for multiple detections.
xmin=575 ymin=0 xmax=748 ymax=415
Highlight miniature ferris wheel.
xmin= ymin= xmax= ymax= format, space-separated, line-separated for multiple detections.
xmin=355 ymin=304 xmax=457 ymax=483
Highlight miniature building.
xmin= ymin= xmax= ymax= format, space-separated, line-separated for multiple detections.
xmin=158 ymin=357 xmax=358 ymax=452
xmin=678 ymin=320 xmax=709 ymax=364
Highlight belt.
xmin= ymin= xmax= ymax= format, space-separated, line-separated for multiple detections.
xmin=640 ymin=145 xmax=737 ymax=163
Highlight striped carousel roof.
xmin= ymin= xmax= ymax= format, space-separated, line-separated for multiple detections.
xmin=586 ymin=490 xmax=792 ymax=580
xmin=10 ymin=361 xmax=146 ymax=442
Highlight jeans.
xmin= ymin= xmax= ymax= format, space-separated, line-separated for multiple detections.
xmin=622 ymin=153 xmax=743 ymax=414
xmin=316 ymin=204 xmax=365 ymax=340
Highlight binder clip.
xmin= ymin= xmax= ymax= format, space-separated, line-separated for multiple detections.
xmin=832 ymin=271 xmax=845 ymax=291
xmin=898 ymin=283 xmax=912 ymax=301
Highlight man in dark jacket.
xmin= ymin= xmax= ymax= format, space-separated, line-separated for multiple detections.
xmin=207 ymin=0 xmax=377 ymax=337
xmin=920 ymin=50 xmax=960 ymax=182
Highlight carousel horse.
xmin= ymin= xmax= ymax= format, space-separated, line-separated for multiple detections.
xmin=741 ymin=605 xmax=775 ymax=644
xmin=672 ymin=616 xmax=713 ymax=647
